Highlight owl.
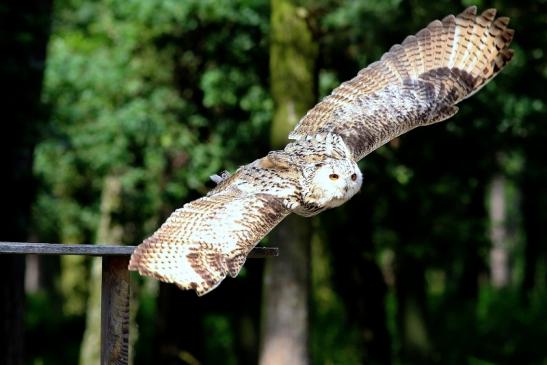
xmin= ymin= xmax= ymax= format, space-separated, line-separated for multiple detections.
xmin=129 ymin=7 xmax=514 ymax=295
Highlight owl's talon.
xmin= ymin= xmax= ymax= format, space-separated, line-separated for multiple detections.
xmin=283 ymin=199 xmax=299 ymax=210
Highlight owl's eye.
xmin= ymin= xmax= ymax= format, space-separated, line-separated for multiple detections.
xmin=329 ymin=173 xmax=339 ymax=180
xmin=351 ymin=173 xmax=357 ymax=181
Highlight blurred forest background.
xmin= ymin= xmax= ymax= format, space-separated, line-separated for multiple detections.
xmin=2 ymin=0 xmax=547 ymax=364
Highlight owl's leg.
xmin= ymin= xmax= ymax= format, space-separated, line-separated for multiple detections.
xmin=210 ymin=174 xmax=223 ymax=184
xmin=210 ymin=170 xmax=232 ymax=184
xmin=282 ymin=195 xmax=300 ymax=211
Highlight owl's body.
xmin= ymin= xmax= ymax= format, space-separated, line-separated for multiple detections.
xmin=212 ymin=133 xmax=362 ymax=217
xmin=129 ymin=7 xmax=514 ymax=295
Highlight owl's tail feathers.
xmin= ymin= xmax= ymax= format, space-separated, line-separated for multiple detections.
xmin=129 ymin=237 xmax=246 ymax=296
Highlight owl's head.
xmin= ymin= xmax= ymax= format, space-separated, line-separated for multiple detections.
xmin=301 ymin=159 xmax=363 ymax=213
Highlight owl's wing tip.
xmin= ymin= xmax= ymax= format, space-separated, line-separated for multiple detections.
xmin=128 ymin=234 xmax=234 ymax=296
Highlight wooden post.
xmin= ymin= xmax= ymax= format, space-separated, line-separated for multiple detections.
xmin=101 ymin=256 xmax=130 ymax=365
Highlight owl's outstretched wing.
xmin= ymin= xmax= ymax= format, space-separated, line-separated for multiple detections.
xmin=129 ymin=187 xmax=290 ymax=296
xmin=289 ymin=7 xmax=514 ymax=161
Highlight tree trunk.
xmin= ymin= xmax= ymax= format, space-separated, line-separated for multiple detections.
xmin=0 ymin=1 xmax=52 ymax=364
xmin=521 ymin=154 xmax=545 ymax=300
xmin=260 ymin=1 xmax=317 ymax=365
xmin=395 ymin=255 xmax=432 ymax=364
xmin=325 ymin=195 xmax=391 ymax=364
xmin=394 ymin=201 xmax=432 ymax=364
xmin=489 ymin=175 xmax=511 ymax=288
xmin=80 ymin=176 xmax=126 ymax=365
xmin=260 ymin=216 xmax=312 ymax=365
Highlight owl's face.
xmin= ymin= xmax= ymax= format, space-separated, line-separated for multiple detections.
xmin=302 ymin=159 xmax=363 ymax=211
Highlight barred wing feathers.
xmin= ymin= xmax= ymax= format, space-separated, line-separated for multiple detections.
xmin=289 ymin=7 xmax=514 ymax=160
xmin=129 ymin=189 xmax=290 ymax=296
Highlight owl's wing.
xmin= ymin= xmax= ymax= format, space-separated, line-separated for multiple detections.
xmin=128 ymin=187 xmax=290 ymax=296
xmin=288 ymin=7 xmax=514 ymax=161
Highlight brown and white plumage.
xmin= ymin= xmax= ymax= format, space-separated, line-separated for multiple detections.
xmin=129 ymin=190 xmax=289 ymax=295
xmin=289 ymin=6 xmax=514 ymax=160
xmin=129 ymin=7 xmax=514 ymax=295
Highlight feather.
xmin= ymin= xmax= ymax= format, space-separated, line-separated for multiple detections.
xmin=129 ymin=189 xmax=290 ymax=295
xmin=288 ymin=6 xmax=514 ymax=160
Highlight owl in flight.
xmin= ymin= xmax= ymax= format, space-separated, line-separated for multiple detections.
xmin=129 ymin=7 xmax=514 ymax=295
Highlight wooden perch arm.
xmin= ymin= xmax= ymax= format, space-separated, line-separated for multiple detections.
xmin=0 ymin=242 xmax=278 ymax=258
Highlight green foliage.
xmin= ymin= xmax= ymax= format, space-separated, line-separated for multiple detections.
xmin=25 ymin=289 xmax=83 ymax=364
xmin=36 ymin=0 xmax=273 ymax=247
xmin=202 ymin=314 xmax=238 ymax=365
